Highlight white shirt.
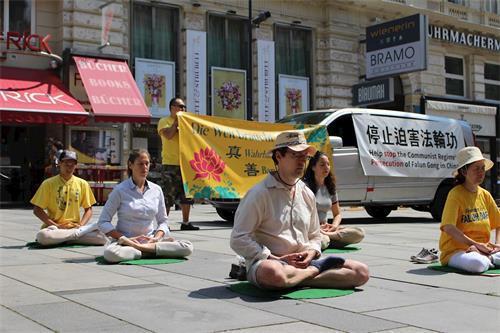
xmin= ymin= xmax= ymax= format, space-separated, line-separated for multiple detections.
xmin=230 ymin=173 xmax=322 ymax=265
xmin=98 ymin=178 xmax=171 ymax=238
xmin=315 ymin=185 xmax=338 ymax=223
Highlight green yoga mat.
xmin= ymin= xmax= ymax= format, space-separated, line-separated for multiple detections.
xmin=26 ymin=242 xmax=99 ymax=249
xmin=323 ymin=246 xmax=360 ymax=253
xmin=95 ymin=256 xmax=186 ymax=265
xmin=428 ymin=264 xmax=500 ymax=275
xmin=229 ymin=281 xmax=354 ymax=299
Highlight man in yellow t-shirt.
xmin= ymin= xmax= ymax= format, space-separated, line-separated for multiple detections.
xmin=30 ymin=150 xmax=107 ymax=246
xmin=157 ymin=97 xmax=198 ymax=231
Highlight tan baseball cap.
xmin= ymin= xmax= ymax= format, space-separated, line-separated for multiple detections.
xmin=267 ymin=131 xmax=317 ymax=156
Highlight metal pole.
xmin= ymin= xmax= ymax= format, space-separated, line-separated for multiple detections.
xmin=247 ymin=0 xmax=252 ymax=120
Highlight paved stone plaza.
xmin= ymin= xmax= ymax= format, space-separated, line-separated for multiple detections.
xmin=1 ymin=205 xmax=499 ymax=332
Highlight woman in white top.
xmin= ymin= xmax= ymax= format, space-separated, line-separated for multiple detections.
xmin=303 ymin=151 xmax=365 ymax=250
xmin=98 ymin=149 xmax=193 ymax=263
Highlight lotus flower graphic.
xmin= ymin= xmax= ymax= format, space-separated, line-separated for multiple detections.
xmin=189 ymin=147 xmax=225 ymax=182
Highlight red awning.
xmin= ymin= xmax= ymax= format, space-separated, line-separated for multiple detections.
xmin=0 ymin=67 xmax=88 ymax=125
xmin=73 ymin=56 xmax=151 ymax=123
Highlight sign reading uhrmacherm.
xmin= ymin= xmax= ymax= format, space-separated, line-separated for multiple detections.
xmin=352 ymin=114 xmax=465 ymax=178
xmin=428 ymin=25 xmax=500 ymax=52
xmin=352 ymin=78 xmax=394 ymax=106
xmin=366 ymin=14 xmax=427 ymax=79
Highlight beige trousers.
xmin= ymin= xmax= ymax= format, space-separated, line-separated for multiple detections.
xmin=103 ymin=239 xmax=194 ymax=263
xmin=36 ymin=225 xmax=107 ymax=246
xmin=321 ymin=226 xmax=365 ymax=250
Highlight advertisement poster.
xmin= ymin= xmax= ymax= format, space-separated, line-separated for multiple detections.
xmin=186 ymin=30 xmax=207 ymax=115
xmin=352 ymin=114 xmax=464 ymax=178
xmin=211 ymin=67 xmax=246 ymax=120
xmin=177 ymin=112 xmax=331 ymax=199
xmin=135 ymin=58 xmax=175 ymax=119
xmin=278 ymin=74 xmax=309 ymax=120
xmin=70 ymin=127 xmax=121 ymax=165
xmin=257 ymin=40 xmax=276 ymax=122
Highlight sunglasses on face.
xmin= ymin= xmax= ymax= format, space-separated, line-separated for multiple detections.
xmin=175 ymin=104 xmax=186 ymax=110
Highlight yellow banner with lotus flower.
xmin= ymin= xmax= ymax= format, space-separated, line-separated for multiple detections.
xmin=177 ymin=113 xmax=332 ymax=199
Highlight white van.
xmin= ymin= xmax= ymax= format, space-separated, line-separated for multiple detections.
xmin=276 ymin=108 xmax=475 ymax=220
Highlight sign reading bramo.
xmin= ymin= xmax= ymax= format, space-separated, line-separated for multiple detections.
xmin=366 ymin=14 xmax=427 ymax=79
xmin=353 ymin=114 xmax=464 ymax=178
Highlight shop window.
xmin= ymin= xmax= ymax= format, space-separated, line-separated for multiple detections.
xmin=275 ymin=25 xmax=312 ymax=78
xmin=484 ymin=63 xmax=500 ymax=101
xmin=131 ymin=3 xmax=179 ymax=63
xmin=207 ymin=14 xmax=249 ymax=117
xmin=447 ymin=0 xmax=469 ymax=6
xmin=1 ymin=0 xmax=34 ymax=33
xmin=445 ymin=56 xmax=465 ymax=97
xmin=207 ymin=14 xmax=248 ymax=70
xmin=484 ymin=0 xmax=499 ymax=14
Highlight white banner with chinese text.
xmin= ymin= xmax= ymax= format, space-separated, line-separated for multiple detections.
xmin=353 ymin=114 xmax=465 ymax=178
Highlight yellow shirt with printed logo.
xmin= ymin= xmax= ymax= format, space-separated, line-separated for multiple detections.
xmin=157 ymin=115 xmax=179 ymax=165
xmin=30 ymin=175 xmax=96 ymax=228
xmin=439 ymin=185 xmax=500 ymax=265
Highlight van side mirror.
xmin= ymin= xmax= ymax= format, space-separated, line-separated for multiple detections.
xmin=330 ymin=136 xmax=343 ymax=148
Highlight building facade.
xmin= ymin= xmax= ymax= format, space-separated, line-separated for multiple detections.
xmin=1 ymin=0 xmax=498 ymax=204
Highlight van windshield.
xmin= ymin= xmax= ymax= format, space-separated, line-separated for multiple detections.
xmin=277 ymin=111 xmax=334 ymax=124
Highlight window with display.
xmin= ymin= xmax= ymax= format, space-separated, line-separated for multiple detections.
xmin=132 ymin=3 xmax=179 ymax=63
xmin=484 ymin=0 xmax=498 ymax=14
xmin=207 ymin=14 xmax=249 ymax=70
xmin=275 ymin=25 xmax=312 ymax=78
xmin=484 ymin=63 xmax=500 ymax=101
xmin=1 ymin=0 xmax=33 ymax=33
xmin=445 ymin=56 xmax=465 ymax=97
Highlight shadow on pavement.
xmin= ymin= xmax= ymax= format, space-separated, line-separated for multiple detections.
xmin=406 ymin=267 xmax=445 ymax=276
xmin=188 ymin=285 xmax=282 ymax=303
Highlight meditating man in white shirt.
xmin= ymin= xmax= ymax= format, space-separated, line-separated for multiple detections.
xmin=230 ymin=131 xmax=369 ymax=289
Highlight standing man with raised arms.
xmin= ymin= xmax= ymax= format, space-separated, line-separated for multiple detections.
xmin=157 ymin=97 xmax=199 ymax=230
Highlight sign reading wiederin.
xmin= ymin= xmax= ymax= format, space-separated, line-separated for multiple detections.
xmin=366 ymin=14 xmax=427 ymax=79
xmin=353 ymin=114 xmax=464 ymax=178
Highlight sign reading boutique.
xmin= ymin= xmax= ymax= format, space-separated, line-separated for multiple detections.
xmin=365 ymin=14 xmax=427 ymax=79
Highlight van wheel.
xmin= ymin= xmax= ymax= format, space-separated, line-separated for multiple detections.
xmin=365 ymin=206 xmax=393 ymax=219
xmin=216 ymin=208 xmax=235 ymax=222
xmin=430 ymin=185 xmax=452 ymax=221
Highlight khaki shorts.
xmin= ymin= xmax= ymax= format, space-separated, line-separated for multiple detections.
xmin=158 ymin=165 xmax=194 ymax=208
xmin=246 ymin=258 xmax=288 ymax=288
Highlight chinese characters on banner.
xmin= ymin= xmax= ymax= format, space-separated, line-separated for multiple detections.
xmin=177 ymin=113 xmax=332 ymax=199
xmin=353 ymin=114 xmax=465 ymax=178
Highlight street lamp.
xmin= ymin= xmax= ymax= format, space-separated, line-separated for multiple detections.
xmin=247 ymin=0 xmax=271 ymax=120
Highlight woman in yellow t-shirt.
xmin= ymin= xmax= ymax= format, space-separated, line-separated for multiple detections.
xmin=439 ymin=146 xmax=500 ymax=273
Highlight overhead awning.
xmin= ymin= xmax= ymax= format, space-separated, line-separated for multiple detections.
xmin=425 ymin=100 xmax=497 ymax=137
xmin=73 ymin=56 xmax=150 ymax=123
xmin=0 ymin=67 xmax=88 ymax=125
